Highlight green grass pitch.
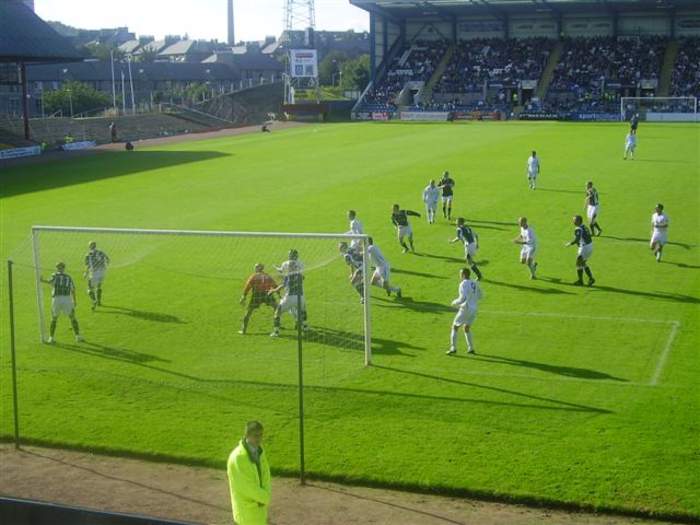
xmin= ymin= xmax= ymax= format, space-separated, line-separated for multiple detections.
xmin=1 ymin=121 xmax=698 ymax=519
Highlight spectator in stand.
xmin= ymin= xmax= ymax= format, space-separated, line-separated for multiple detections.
xmin=109 ymin=121 xmax=117 ymax=142
xmin=671 ymin=37 xmax=700 ymax=98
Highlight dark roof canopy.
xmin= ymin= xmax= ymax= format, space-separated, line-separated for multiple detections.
xmin=0 ymin=0 xmax=83 ymax=63
xmin=350 ymin=0 xmax=700 ymax=18
xmin=27 ymin=60 xmax=241 ymax=82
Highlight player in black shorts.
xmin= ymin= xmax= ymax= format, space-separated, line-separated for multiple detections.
xmin=438 ymin=171 xmax=455 ymax=220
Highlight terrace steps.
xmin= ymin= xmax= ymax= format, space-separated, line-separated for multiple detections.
xmin=423 ymin=43 xmax=455 ymax=104
xmin=658 ymin=40 xmax=679 ymax=97
xmin=536 ymin=40 xmax=564 ymax=100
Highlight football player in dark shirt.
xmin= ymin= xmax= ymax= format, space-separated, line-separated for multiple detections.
xmin=584 ymin=181 xmax=602 ymax=236
xmin=565 ymin=215 xmax=595 ymax=286
xmin=391 ymin=204 xmax=421 ymax=253
xmin=40 ymin=262 xmax=83 ymax=343
xmin=438 ymin=171 xmax=455 ymax=220
xmin=339 ymin=242 xmax=364 ymax=302
xmin=450 ymin=218 xmax=483 ymax=280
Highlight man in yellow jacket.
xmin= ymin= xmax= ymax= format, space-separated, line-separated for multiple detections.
xmin=227 ymin=421 xmax=271 ymax=525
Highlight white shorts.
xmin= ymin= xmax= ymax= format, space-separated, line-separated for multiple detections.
xmin=464 ymin=242 xmax=477 ymax=259
xmin=651 ymin=231 xmax=668 ymax=246
xmin=425 ymin=201 xmax=438 ymax=211
xmin=453 ymin=307 xmax=477 ymax=327
xmin=577 ymin=243 xmax=593 ymax=261
xmin=278 ymin=294 xmax=306 ymax=315
xmin=527 ymin=171 xmax=538 ymax=179
xmin=372 ymin=264 xmax=390 ymax=285
xmin=52 ymin=295 xmax=74 ymax=317
xmin=397 ymin=224 xmax=413 ymax=239
xmin=442 ymin=195 xmax=453 ymax=204
xmin=89 ymin=269 xmax=106 ymax=285
xmin=520 ymin=245 xmax=536 ymax=261
xmin=587 ymin=205 xmax=599 ymax=222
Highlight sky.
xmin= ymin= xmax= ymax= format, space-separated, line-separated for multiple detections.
xmin=34 ymin=0 xmax=370 ymax=42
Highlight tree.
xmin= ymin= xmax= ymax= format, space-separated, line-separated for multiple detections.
xmin=340 ymin=54 xmax=370 ymax=92
xmin=136 ymin=47 xmax=158 ymax=63
xmin=83 ymin=42 xmax=124 ymax=62
xmin=43 ymin=80 xmax=111 ymax=116
xmin=318 ymin=51 xmax=348 ymax=86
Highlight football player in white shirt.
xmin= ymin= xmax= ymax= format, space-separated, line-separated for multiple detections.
xmin=422 ymin=180 xmax=440 ymax=224
xmin=650 ymin=203 xmax=669 ymax=262
xmin=624 ymin=132 xmax=636 ymax=160
xmin=446 ymin=267 xmax=483 ymax=356
xmin=527 ymin=150 xmax=540 ymax=190
xmin=347 ymin=210 xmax=364 ymax=250
xmin=513 ymin=217 xmax=538 ymax=279
xmin=365 ymin=237 xmax=401 ymax=298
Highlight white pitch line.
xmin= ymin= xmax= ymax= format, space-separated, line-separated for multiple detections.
xmin=481 ymin=310 xmax=677 ymax=325
xmin=650 ymin=321 xmax=681 ymax=386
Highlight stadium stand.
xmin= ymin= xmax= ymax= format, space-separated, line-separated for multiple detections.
xmin=671 ymin=37 xmax=700 ymax=97
xmin=351 ymin=1 xmax=700 ymax=120
xmin=0 ymin=113 xmax=215 ymax=147
xmin=546 ymin=36 xmax=667 ymax=113
xmin=359 ymin=40 xmax=449 ymax=111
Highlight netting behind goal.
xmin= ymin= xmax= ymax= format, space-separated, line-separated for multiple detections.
xmin=4 ymin=226 xmax=373 ymax=476
xmin=621 ymin=97 xmax=698 ymax=122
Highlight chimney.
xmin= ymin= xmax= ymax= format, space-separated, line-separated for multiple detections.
xmin=227 ymin=0 xmax=235 ymax=45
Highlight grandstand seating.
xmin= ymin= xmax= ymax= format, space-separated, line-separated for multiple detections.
xmin=198 ymin=82 xmax=284 ymax=124
xmin=671 ymin=37 xmax=700 ymax=97
xmin=359 ymin=40 xmax=449 ymax=111
xmin=355 ymin=35 xmax=683 ymax=116
xmin=546 ymin=36 xmax=667 ymax=113
xmin=435 ymin=38 xmax=554 ymax=94
xmin=0 ymin=114 xmax=214 ymax=148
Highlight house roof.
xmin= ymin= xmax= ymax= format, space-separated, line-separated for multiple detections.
xmin=0 ymin=0 xmax=83 ymax=63
xmin=134 ymin=39 xmax=168 ymax=55
xmin=119 ymin=40 xmax=141 ymax=54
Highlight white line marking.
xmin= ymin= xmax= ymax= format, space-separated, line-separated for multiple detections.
xmin=650 ymin=321 xmax=680 ymax=386
xmin=481 ymin=310 xmax=677 ymax=325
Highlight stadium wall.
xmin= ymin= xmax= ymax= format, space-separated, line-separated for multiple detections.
xmin=373 ymin=9 xmax=700 ymax=56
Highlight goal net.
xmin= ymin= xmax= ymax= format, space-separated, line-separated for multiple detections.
xmin=621 ymin=96 xmax=698 ymax=122
xmin=22 ymin=225 xmax=372 ymax=361
xmin=3 ymin=225 xmax=377 ymax=491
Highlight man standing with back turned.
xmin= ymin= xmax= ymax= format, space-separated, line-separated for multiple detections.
xmin=227 ymin=421 xmax=271 ymax=525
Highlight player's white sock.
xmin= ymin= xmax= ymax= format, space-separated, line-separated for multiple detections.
xmin=465 ymin=331 xmax=474 ymax=352
xmin=450 ymin=328 xmax=458 ymax=349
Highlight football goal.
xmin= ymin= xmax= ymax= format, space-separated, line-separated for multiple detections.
xmin=621 ymin=96 xmax=697 ymax=122
xmin=23 ymin=225 xmax=373 ymax=365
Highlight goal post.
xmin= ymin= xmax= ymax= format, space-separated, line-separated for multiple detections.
xmin=620 ymin=96 xmax=698 ymax=122
xmin=30 ymin=225 xmax=374 ymax=365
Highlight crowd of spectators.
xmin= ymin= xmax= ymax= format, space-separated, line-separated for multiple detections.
xmin=360 ymin=40 xmax=448 ymax=110
xmin=357 ymin=35 xmax=695 ymax=116
xmin=671 ymin=37 xmax=700 ymax=97
xmin=549 ymin=36 xmax=666 ymax=94
xmin=435 ymin=38 xmax=553 ymax=94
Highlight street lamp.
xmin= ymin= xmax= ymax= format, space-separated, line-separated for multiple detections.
xmin=66 ymin=87 xmax=73 ymax=117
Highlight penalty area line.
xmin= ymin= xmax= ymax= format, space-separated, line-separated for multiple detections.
xmin=481 ymin=310 xmax=676 ymax=325
xmin=650 ymin=321 xmax=680 ymax=386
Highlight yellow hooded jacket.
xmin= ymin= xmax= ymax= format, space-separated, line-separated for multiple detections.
xmin=227 ymin=439 xmax=271 ymax=525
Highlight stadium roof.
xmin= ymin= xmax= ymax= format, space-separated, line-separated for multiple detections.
xmin=350 ymin=0 xmax=700 ymax=18
xmin=0 ymin=0 xmax=83 ymax=63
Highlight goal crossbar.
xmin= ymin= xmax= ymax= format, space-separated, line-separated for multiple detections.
xmin=620 ymin=96 xmax=697 ymax=121
xmin=30 ymin=225 xmax=374 ymax=365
